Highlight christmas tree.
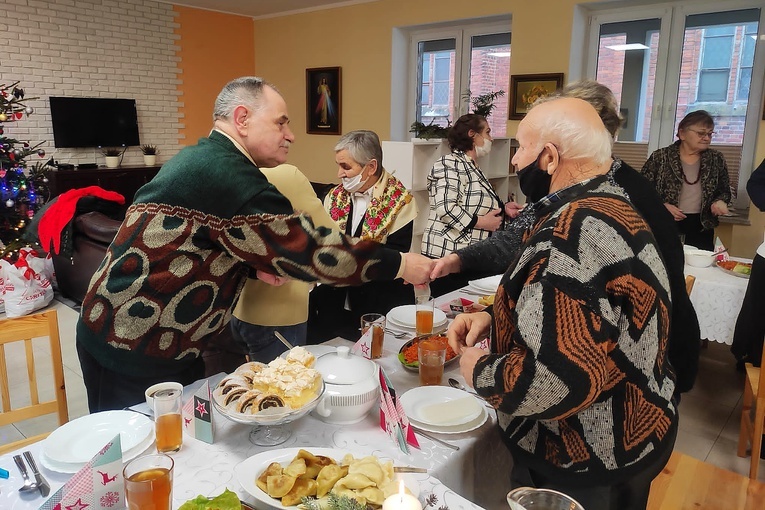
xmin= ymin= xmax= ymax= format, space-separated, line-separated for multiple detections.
xmin=0 ymin=81 xmax=51 ymax=260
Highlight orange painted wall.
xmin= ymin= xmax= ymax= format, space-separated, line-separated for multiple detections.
xmin=175 ymin=6 xmax=256 ymax=145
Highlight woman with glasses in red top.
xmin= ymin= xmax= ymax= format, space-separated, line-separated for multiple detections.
xmin=640 ymin=110 xmax=731 ymax=251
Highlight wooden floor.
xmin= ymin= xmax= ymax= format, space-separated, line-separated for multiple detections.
xmin=648 ymin=452 xmax=765 ymax=509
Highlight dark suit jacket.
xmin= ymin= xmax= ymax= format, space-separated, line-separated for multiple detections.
xmin=616 ymin=161 xmax=701 ymax=394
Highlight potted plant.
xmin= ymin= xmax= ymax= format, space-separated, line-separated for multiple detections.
xmin=140 ymin=144 xmax=159 ymax=166
xmin=100 ymin=147 xmax=124 ymax=168
xmin=463 ymin=89 xmax=505 ymax=118
xmin=409 ymin=121 xmax=451 ymax=141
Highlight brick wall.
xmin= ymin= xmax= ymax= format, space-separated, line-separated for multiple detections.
xmin=0 ymin=0 xmax=181 ymax=167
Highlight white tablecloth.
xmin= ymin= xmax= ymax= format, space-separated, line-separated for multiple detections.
xmin=685 ymin=259 xmax=751 ymax=345
xmin=0 ymin=288 xmax=512 ymax=510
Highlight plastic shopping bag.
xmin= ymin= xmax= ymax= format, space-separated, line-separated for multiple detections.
xmin=4 ymin=253 xmax=54 ymax=317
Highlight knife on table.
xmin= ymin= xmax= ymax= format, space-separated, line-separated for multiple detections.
xmin=23 ymin=451 xmax=50 ymax=498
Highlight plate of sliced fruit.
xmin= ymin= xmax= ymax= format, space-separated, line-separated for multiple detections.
xmin=716 ymin=260 xmax=752 ymax=279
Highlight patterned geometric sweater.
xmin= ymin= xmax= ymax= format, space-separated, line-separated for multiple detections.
xmin=77 ymin=131 xmax=401 ymax=377
xmin=475 ymin=176 xmax=677 ymax=485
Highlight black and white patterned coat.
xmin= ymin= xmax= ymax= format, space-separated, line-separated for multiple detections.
xmin=421 ymin=151 xmax=502 ymax=258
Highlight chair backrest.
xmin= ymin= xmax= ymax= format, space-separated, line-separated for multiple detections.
xmin=685 ymin=275 xmax=696 ymax=296
xmin=0 ymin=310 xmax=68 ymax=453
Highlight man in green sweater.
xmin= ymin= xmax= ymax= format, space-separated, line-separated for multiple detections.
xmin=76 ymin=77 xmax=434 ymax=412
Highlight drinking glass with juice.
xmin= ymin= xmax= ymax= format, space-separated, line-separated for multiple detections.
xmin=418 ymin=339 xmax=446 ymax=386
xmin=124 ymin=454 xmax=174 ymax=510
xmin=415 ymin=294 xmax=434 ymax=336
xmin=361 ymin=313 xmax=386 ymax=359
xmin=153 ymin=388 xmax=183 ymax=453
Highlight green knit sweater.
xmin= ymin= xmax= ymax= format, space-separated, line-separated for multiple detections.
xmin=77 ymin=131 xmax=400 ymax=377
xmin=477 ymin=176 xmax=677 ymax=486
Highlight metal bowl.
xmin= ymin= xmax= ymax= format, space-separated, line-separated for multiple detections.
xmin=398 ymin=334 xmax=460 ymax=373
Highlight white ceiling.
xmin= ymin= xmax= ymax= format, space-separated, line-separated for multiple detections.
xmin=160 ymin=0 xmax=378 ymax=19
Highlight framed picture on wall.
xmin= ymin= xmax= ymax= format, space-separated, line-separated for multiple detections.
xmin=508 ymin=73 xmax=564 ymax=120
xmin=306 ymin=67 xmax=341 ymax=135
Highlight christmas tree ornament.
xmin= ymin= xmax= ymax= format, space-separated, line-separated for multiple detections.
xmin=5 ymin=199 xmax=14 ymax=207
xmin=25 ymin=106 xmax=34 ymax=115
xmin=37 ymin=148 xmax=45 ymax=157
xmin=0 ymin=113 xmax=6 ymax=122
xmin=0 ymin=169 xmax=5 ymax=178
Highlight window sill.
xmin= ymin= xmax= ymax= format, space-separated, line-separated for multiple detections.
xmin=718 ymin=208 xmax=751 ymax=226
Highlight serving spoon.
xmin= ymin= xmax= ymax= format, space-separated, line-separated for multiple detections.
xmin=13 ymin=455 xmax=38 ymax=493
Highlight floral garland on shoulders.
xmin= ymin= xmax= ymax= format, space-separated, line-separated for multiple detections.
xmin=327 ymin=174 xmax=412 ymax=242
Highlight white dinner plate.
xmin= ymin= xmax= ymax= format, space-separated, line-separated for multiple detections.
xmin=42 ymin=410 xmax=153 ymax=464
xmin=400 ymin=386 xmax=483 ymax=426
xmin=387 ymin=305 xmax=447 ymax=329
xmin=235 ymin=447 xmax=419 ymax=509
xmin=467 ymin=274 xmax=503 ymax=293
xmin=409 ymin=405 xmax=489 ymax=435
xmin=39 ymin=430 xmax=155 ymax=473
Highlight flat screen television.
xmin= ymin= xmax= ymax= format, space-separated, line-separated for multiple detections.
xmin=49 ymin=96 xmax=140 ymax=148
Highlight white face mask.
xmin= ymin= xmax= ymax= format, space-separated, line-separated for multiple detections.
xmin=475 ymin=136 xmax=492 ymax=158
xmin=341 ymin=172 xmax=369 ymax=193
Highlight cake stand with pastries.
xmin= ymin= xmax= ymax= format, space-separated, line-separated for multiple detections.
xmin=212 ymin=348 xmax=326 ymax=446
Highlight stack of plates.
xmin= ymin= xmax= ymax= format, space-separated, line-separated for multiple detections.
xmin=400 ymin=386 xmax=488 ymax=434
xmin=40 ymin=410 xmax=154 ymax=473
xmin=466 ymin=274 xmax=503 ymax=294
xmin=386 ymin=305 xmax=448 ymax=330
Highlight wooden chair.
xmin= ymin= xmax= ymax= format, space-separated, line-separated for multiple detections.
xmin=0 ymin=310 xmax=69 ymax=455
xmin=685 ymin=274 xmax=696 ymax=296
xmin=737 ymin=338 xmax=765 ymax=479
xmin=648 ymin=451 xmax=765 ymax=509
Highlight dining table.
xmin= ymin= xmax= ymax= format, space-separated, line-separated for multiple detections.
xmin=0 ymin=286 xmax=513 ymax=510
xmin=684 ymin=257 xmax=751 ymax=345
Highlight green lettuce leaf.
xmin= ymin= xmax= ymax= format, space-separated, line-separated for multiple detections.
xmin=179 ymin=489 xmax=241 ymax=510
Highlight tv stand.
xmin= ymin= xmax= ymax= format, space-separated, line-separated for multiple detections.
xmin=49 ymin=164 xmax=161 ymax=208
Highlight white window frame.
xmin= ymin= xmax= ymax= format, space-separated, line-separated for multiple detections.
xmin=396 ymin=17 xmax=511 ymax=140
xmin=582 ymin=0 xmax=765 ymax=209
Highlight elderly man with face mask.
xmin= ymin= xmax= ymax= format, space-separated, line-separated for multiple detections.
xmin=447 ymin=97 xmax=677 ymax=510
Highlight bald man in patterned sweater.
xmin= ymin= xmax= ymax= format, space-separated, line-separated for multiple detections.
xmin=448 ymin=98 xmax=676 ymax=510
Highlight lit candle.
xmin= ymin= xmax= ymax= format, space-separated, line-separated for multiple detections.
xmin=382 ymin=480 xmax=423 ymax=510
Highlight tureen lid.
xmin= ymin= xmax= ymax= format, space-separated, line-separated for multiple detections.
xmin=315 ymin=346 xmax=376 ymax=385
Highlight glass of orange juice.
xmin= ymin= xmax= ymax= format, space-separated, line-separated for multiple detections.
xmin=124 ymin=453 xmax=174 ymax=510
xmin=415 ymin=294 xmax=434 ymax=336
xmin=418 ymin=339 xmax=446 ymax=386
xmin=361 ymin=313 xmax=386 ymax=359
xmin=153 ymin=388 xmax=183 ymax=453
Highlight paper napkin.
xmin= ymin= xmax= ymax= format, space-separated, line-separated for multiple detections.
xmin=42 ymin=435 xmax=124 ymax=510
xmin=378 ymin=367 xmax=419 ymax=454
xmin=714 ymin=237 xmax=730 ymax=262
xmin=182 ymin=380 xmax=214 ymax=444
xmin=351 ymin=327 xmax=375 ymax=359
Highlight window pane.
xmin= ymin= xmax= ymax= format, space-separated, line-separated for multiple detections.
xmin=701 ymin=35 xmax=733 ymax=68
xmin=468 ymin=32 xmax=511 ymax=137
xmin=741 ymin=32 xmax=756 ymax=67
xmin=737 ymin=67 xmax=751 ymax=100
xmin=433 ymin=82 xmax=450 ymax=106
xmin=595 ymin=19 xmax=660 ymax=143
xmin=677 ymin=11 xmax=759 ymax=146
xmin=416 ymin=39 xmax=455 ymax=126
xmin=698 ymin=70 xmax=729 ymax=101
xmin=705 ymin=25 xmax=735 ymax=36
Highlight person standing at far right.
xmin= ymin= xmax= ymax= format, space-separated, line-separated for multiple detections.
xmin=640 ymin=110 xmax=730 ymax=251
